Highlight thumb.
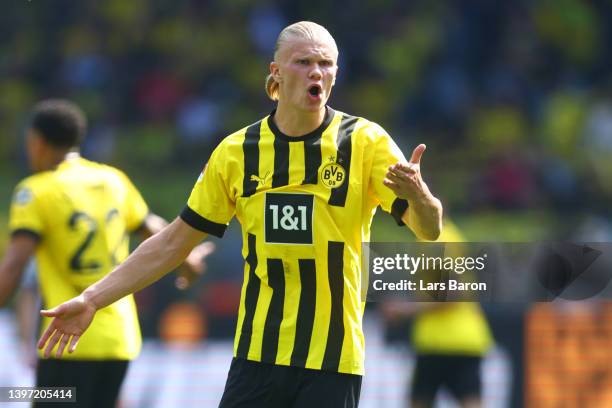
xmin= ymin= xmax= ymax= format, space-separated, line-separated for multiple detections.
xmin=409 ymin=144 xmax=426 ymax=164
xmin=40 ymin=305 xmax=62 ymax=317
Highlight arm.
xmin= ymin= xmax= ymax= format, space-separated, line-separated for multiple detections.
xmin=384 ymin=144 xmax=443 ymax=241
xmin=86 ymin=217 xmax=206 ymax=308
xmin=0 ymin=234 xmax=38 ymax=307
xmin=37 ymin=217 xmax=207 ymax=357
xmin=402 ymin=190 xmax=443 ymax=242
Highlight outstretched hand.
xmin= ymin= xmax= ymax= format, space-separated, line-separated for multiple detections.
xmin=37 ymin=295 xmax=96 ymax=358
xmin=175 ymin=241 xmax=216 ymax=290
xmin=383 ymin=144 xmax=431 ymax=201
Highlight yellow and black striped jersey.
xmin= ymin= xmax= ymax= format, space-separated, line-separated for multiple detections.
xmin=181 ymin=107 xmax=408 ymax=374
xmin=9 ymin=156 xmax=147 ymax=360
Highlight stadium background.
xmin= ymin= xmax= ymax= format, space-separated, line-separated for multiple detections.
xmin=2 ymin=0 xmax=612 ymax=407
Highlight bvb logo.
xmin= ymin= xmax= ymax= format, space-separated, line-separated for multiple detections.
xmin=320 ymin=162 xmax=346 ymax=188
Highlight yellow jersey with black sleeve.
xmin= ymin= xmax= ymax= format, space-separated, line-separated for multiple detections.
xmin=9 ymin=155 xmax=147 ymax=360
xmin=411 ymin=219 xmax=493 ymax=355
xmin=180 ymin=107 xmax=409 ymax=375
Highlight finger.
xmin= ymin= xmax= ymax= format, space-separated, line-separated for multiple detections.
xmin=390 ymin=162 xmax=418 ymax=175
xmin=44 ymin=330 xmax=63 ymax=359
xmin=56 ymin=334 xmax=70 ymax=358
xmin=409 ymin=144 xmax=426 ymax=164
xmin=68 ymin=335 xmax=80 ymax=354
xmin=38 ymin=325 xmax=55 ymax=350
xmin=175 ymin=276 xmax=189 ymax=290
xmin=386 ymin=172 xmax=411 ymax=186
xmin=191 ymin=241 xmax=216 ymax=259
xmin=387 ymin=168 xmax=416 ymax=182
xmin=200 ymin=241 xmax=216 ymax=256
xmin=383 ymin=178 xmax=400 ymax=193
xmin=40 ymin=307 xmax=60 ymax=318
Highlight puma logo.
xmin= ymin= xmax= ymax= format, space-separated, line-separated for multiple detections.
xmin=250 ymin=171 xmax=270 ymax=186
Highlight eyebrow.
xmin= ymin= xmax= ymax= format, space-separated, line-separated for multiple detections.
xmin=293 ymin=54 xmax=335 ymax=62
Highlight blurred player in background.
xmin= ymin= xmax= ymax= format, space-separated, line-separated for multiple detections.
xmin=36 ymin=22 xmax=443 ymax=408
xmin=382 ymin=219 xmax=493 ymax=408
xmin=0 ymin=99 xmax=214 ymax=408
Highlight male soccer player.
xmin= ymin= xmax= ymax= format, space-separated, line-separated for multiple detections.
xmin=37 ymin=22 xmax=443 ymax=408
xmin=0 ymin=99 xmax=213 ymax=408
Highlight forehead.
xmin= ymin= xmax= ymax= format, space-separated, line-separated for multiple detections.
xmin=280 ymin=38 xmax=337 ymax=61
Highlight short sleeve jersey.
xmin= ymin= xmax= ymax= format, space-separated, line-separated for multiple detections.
xmin=9 ymin=156 xmax=148 ymax=360
xmin=181 ymin=107 xmax=408 ymax=374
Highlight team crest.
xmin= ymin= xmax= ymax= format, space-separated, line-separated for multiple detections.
xmin=320 ymin=162 xmax=346 ymax=188
xmin=13 ymin=187 xmax=33 ymax=205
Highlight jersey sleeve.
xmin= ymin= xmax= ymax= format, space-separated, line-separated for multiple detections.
xmin=8 ymin=179 xmax=44 ymax=240
xmin=180 ymin=142 xmax=235 ymax=238
xmin=368 ymin=123 xmax=410 ymax=225
xmin=119 ymin=172 xmax=149 ymax=232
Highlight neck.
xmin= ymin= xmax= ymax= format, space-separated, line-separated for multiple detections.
xmin=274 ymin=103 xmax=326 ymax=137
xmin=43 ymin=149 xmax=79 ymax=171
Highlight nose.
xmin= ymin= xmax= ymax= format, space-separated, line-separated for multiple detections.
xmin=309 ymin=64 xmax=322 ymax=80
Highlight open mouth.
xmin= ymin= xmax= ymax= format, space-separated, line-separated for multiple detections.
xmin=308 ymin=85 xmax=321 ymax=97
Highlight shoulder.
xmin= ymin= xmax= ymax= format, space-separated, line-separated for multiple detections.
xmin=88 ymin=160 xmax=127 ymax=182
xmin=86 ymin=160 xmax=138 ymax=191
xmin=334 ymin=110 xmax=391 ymax=145
xmin=210 ymin=116 xmax=269 ymax=158
xmin=225 ymin=116 xmax=267 ymax=145
xmin=335 ymin=110 xmax=389 ymax=136
xmin=13 ymin=172 xmax=52 ymax=201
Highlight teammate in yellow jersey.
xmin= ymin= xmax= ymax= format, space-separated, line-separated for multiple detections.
xmin=0 ymin=99 xmax=214 ymax=408
xmin=382 ymin=219 xmax=493 ymax=408
xmin=36 ymin=22 xmax=443 ymax=408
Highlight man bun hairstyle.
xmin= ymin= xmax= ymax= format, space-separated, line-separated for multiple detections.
xmin=265 ymin=21 xmax=338 ymax=101
xmin=29 ymin=99 xmax=87 ymax=149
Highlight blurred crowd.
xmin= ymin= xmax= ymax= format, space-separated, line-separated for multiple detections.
xmin=2 ymin=0 xmax=612 ymax=221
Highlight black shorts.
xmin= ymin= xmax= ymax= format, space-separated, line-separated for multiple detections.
xmin=219 ymin=357 xmax=362 ymax=408
xmin=35 ymin=358 xmax=129 ymax=408
xmin=411 ymin=354 xmax=482 ymax=403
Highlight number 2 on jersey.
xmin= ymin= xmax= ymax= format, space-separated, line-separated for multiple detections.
xmin=68 ymin=209 xmax=124 ymax=273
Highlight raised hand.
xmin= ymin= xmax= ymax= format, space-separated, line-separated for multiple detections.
xmin=175 ymin=241 xmax=216 ymax=290
xmin=383 ymin=144 xmax=431 ymax=201
xmin=37 ymin=295 xmax=97 ymax=358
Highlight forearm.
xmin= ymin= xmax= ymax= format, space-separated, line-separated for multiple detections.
xmin=0 ymin=259 xmax=25 ymax=307
xmin=403 ymin=191 xmax=443 ymax=241
xmin=83 ymin=220 xmax=203 ymax=310
xmin=0 ymin=236 xmax=36 ymax=307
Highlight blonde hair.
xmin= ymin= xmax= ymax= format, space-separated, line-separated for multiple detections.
xmin=265 ymin=21 xmax=338 ymax=101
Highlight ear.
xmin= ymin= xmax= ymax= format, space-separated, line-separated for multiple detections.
xmin=27 ymin=129 xmax=43 ymax=153
xmin=270 ymin=61 xmax=282 ymax=83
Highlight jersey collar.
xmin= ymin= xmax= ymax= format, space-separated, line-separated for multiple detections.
xmin=267 ymin=106 xmax=335 ymax=142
